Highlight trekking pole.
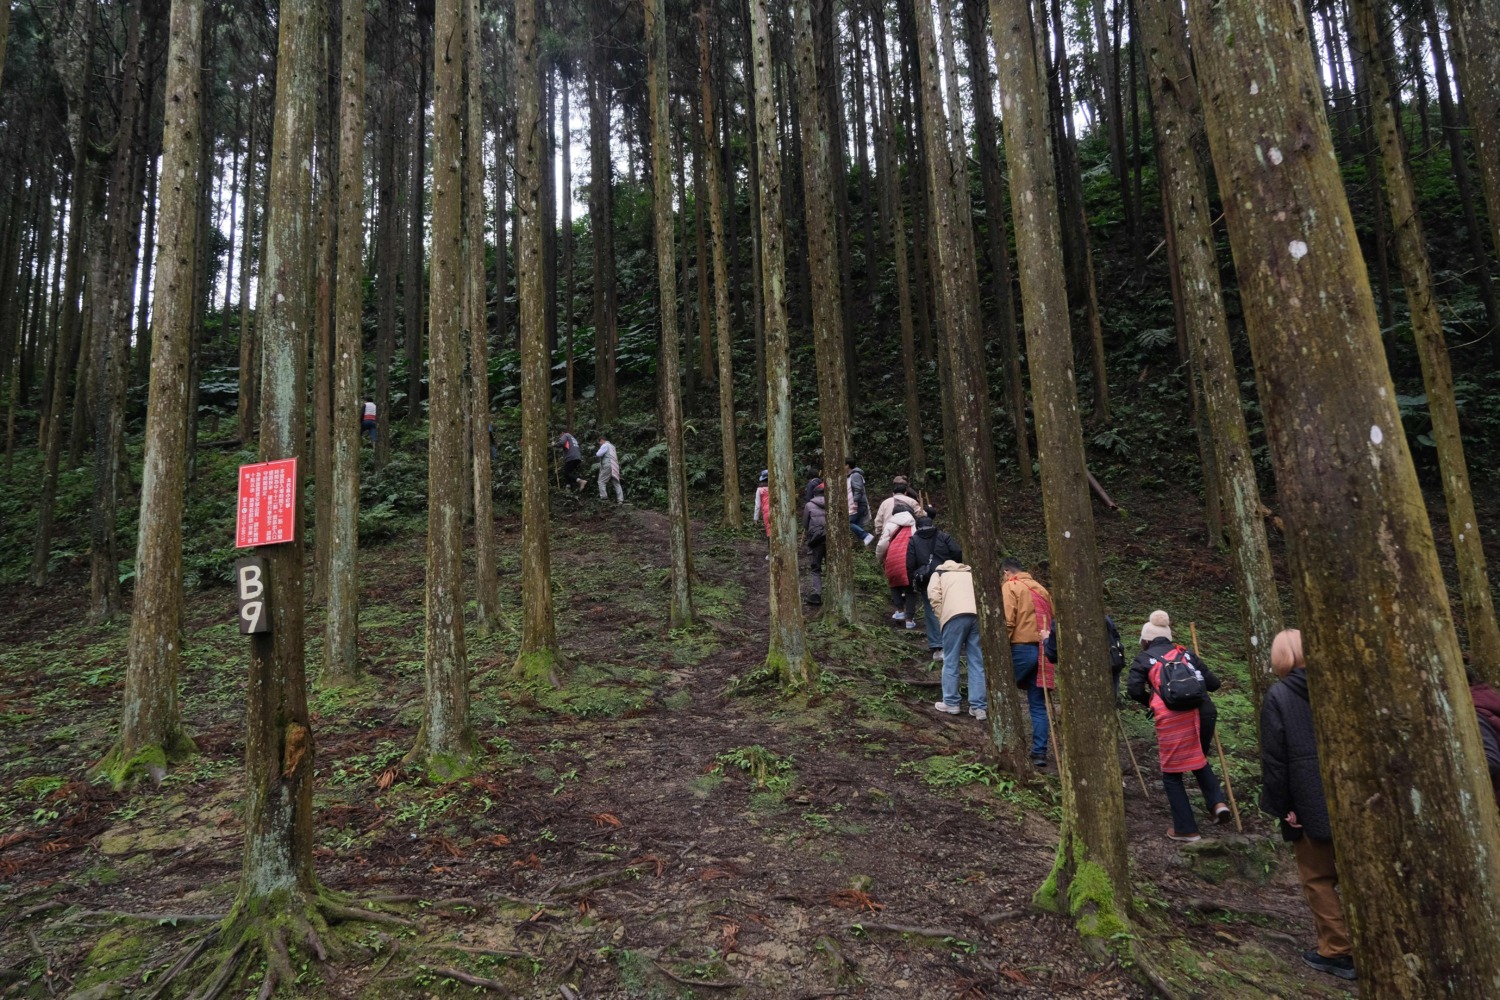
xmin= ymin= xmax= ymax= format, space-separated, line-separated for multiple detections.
xmin=1118 ymin=712 xmax=1150 ymax=799
xmin=1191 ymin=622 xmax=1243 ymax=832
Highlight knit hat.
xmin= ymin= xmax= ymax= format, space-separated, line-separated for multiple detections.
xmin=759 ymin=469 xmax=769 ymax=483
xmin=1140 ymin=610 xmax=1173 ymax=645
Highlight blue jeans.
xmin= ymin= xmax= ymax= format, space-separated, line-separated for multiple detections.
xmin=940 ymin=614 xmax=986 ymax=711
xmin=362 ymin=420 xmax=376 ymax=445
xmin=849 ymin=516 xmax=872 ymax=543
xmin=919 ymin=589 xmax=941 ymax=649
xmin=1012 ymin=642 xmax=1047 ymax=757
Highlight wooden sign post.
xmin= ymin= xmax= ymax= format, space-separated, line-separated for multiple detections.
xmin=234 ymin=458 xmax=299 ymax=634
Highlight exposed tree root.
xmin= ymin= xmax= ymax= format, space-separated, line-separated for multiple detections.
xmin=429 ymin=965 xmax=509 ymax=991
xmin=144 ymin=928 xmax=220 ymax=1000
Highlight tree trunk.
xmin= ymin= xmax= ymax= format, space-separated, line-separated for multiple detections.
xmin=90 ymin=0 xmax=146 ymax=622
xmin=1136 ymin=0 xmax=1283 ymax=704
xmin=515 ymin=0 xmax=560 ymax=667
xmin=991 ymin=0 xmax=1131 ymax=930
xmin=113 ymin=0 xmax=202 ymax=785
xmin=914 ymin=0 xmax=1029 ymax=768
xmin=494 ymin=19 xmax=513 ymax=352
xmin=963 ymin=0 xmax=1031 ymax=484
xmin=405 ymin=25 xmax=428 ymax=426
xmin=1186 ymin=0 xmax=1500 ymax=991
xmin=1351 ymin=0 xmax=1500 ymax=683
xmin=465 ymin=0 xmax=497 ymax=631
xmin=373 ymin=7 xmax=398 ymax=468
xmin=1418 ymin=0 xmax=1500 ymax=350
xmin=237 ymin=0 xmax=322 ymax=922
xmin=237 ymin=93 xmax=261 ymax=445
xmin=1448 ymin=0 xmax=1500 ymax=281
xmin=327 ymin=0 xmax=366 ymax=686
xmin=750 ymin=0 xmax=811 ymax=687
xmin=646 ymin=0 xmax=695 ymax=629
xmin=589 ymin=7 xmax=617 ymax=423
xmin=790 ymin=0 xmax=855 ymax=624
xmin=561 ymin=76 xmax=577 ymax=431
xmin=312 ymin=10 xmax=338 ymax=608
xmin=700 ymin=7 xmax=740 ymax=529
xmin=412 ymin=0 xmax=475 ymax=776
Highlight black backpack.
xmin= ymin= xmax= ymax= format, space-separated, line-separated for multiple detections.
xmin=1153 ymin=645 xmax=1206 ymax=710
xmin=1105 ymin=615 xmax=1125 ymax=672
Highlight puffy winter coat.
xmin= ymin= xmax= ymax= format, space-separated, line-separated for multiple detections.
xmin=802 ymin=495 xmax=828 ymax=544
xmin=878 ymin=512 xmax=916 ymax=587
xmin=927 ymin=561 xmax=978 ymax=627
xmin=907 ymin=518 xmax=963 ymax=590
xmin=875 ymin=509 xmax=916 ymax=562
xmin=754 ymin=486 xmax=771 ymax=538
xmin=1259 ymin=668 xmax=1332 ymax=841
xmin=1128 ymin=638 xmax=1221 ymax=774
xmin=1002 ymin=573 xmax=1052 ymax=645
xmin=848 ymin=467 xmax=868 ymax=516
xmin=873 ymin=492 xmax=920 ymax=537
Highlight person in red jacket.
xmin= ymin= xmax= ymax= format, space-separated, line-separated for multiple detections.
xmin=875 ymin=504 xmax=919 ymax=629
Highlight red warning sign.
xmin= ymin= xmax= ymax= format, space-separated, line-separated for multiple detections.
xmin=236 ymin=458 xmax=299 ymax=548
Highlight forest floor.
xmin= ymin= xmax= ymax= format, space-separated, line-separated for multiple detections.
xmin=0 ymin=483 xmax=1374 ymax=999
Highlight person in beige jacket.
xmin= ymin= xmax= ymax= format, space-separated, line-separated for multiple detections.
xmin=927 ymin=561 xmax=987 ymax=720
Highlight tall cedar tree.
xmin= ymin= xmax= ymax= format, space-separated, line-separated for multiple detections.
xmin=312 ymin=11 xmax=336 ymax=607
xmin=466 ymin=0 xmax=498 ymax=630
xmin=414 ymin=0 xmax=476 ymax=775
xmin=699 ymin=7 xmax=740 ymax=529
xmin=1350 ymin=0 xmax=1500 ymax=685
xmin=589 ymin=4 xmax=617 ymax=422
xmin=327 ymin=0 xmax=367 ymax=684
xmin=113 ymin=0 xmax=203 ymax=784
xmin=1135 ymin=0 xmax=1282 ymax=703
xmin=912 ymin=0 xmax=1027 ymax=765
xmin=515 ymin=0 xmax=561 ymax=670
xmin=749 ymin=0 xmax=812 ymax=687
xmin=1448 ymin=0 xmax=1500 ymax=272
xmin=989 ymin=0 xmax=1129 ymax=921
xmin=646 ymin=0 xmax=695 ymax=627
xmin=1186 ymin=0 xmax=1500 ymax=991
xmin=790 ymin=0 xmax=855 ymax=622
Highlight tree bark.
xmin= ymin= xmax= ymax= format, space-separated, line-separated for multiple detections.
xmin=750 ymin=0 xmax=811 ymax=687
xmin=237 ymin=92 xmax=261 ymax=445
xmin=465 ymin=0 xmax=497 ymax=632
xmin=1448 ymin=0 xmax=1500 ymax=280
xmin=646 ymin=0 xmax=695 ymax=628
xmin=239 ymin=0 xmax=322 ymax=913
xmin=915 ymin=0 xmax=1028 ymax=768
xmin=405 ymin=23 xmax=428 ymax=426
xmin=791 ymin=0 xmax=855 ymax=624
xmin=515 ymin=0 xmax=559 ymax=665
xmin=1350 ymin=0 xmax=1500 ymax=683
xmin=413 ymin=0 xmax=476 ymax=776
xmin=1135 ymin=0 xmax=1283 ymax=704
xmin=589 ymin=5 xmax=617 ymax=423
xmin=115 ymin=0 xmax=203 ymax=783
xmin=327 ymin=0 xmax=366 ymax=685
xmin=699 ymin=7 xmax=741 ymax=529
xmin=561 ymin=76 xmax=576 ymax=431
xmin=1186 ymin=0 xmax=1500 ymax=991
xmin=373 ymin=4 xmax=399 ymax=469
xmin=312 ymin=8 xmax=338 ymax=607
xmin=992 ymin=0 xmax=1131 ymax=919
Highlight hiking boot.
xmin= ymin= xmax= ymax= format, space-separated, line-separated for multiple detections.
xmin=806 ymin=592 xmax=822 ymax=606
xmin=1166 ymin=828 xmax=1202 ymax=843
xmin=933 ymin=701 xmax=960 ymax=715
xmin=891 ymin=611 xmax=907 ymax=621
xmin=1213 ymin=803 xmax=1232 ymax=825
xmin=1302 ymin=951 xmax=1356 ymax=981
xmin=969 ymin=708 xmax=988 ymax=721
xmin=1030 ymin=754 xmax=1048 ymax=770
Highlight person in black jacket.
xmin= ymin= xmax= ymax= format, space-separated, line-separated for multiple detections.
xmin=1260 ymin=629 xmax=1356 ymax=981
xmin=907 ymin=507 xmax=962 ymax=662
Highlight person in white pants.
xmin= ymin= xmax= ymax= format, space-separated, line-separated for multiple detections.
xmin=596 ymin=434 xmax=624 ymax=503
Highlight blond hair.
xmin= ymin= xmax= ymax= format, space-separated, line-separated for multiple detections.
xmin=1270 ymin=629 xmax=1304 ymax=678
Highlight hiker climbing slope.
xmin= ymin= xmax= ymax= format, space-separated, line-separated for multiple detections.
xmin=595 ymin=433 xmax=624 ymax=503
xmin=1002 ymin=558 xmax=1053 ymax=767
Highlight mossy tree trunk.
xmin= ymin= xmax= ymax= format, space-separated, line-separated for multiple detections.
xmin=646 ymin=0 xmax=695 ymax=628
xmin=790 ymin=0 xmax=855 ymax=624
xmin=1449 ymin=0 xmax=1500 ymax=275
xmin=515 ymin=0 xmax=559 ymax=666
xmin=464 ymin=0 xmax=498 ymax=632
xmin=1186 ymin=0 xmax=1500 ymax=991
xmin=989 ymin=0 xmax=1130 ymax=913
xmin=414 ymin=0 xmax=475 ymax=776
xmin=326 ymin=0 xmax=366 ymax=686
xmin=1348 ymin=0 xmax=1500 ymax=683
xmin=239 ymin=0 xmax=322 ymax=922
xmin=749 ymin=0 xmax=812 ymax=688
xmin=1136 ymin=0 xmax=1282 ymax=704
xmin=699 ymin=7 xmax=741 ymax=530
xmin=116 ymin=0 xmax=203 ymax=785
xmin=913 ymin=0 xmax=1027 ymax=769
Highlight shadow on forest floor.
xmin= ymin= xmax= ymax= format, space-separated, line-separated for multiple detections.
xmin=0 ymin=488 xmax=1374 ymax=998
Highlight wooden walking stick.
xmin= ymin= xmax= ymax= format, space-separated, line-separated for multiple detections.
xmin=1118 ymin=713 xmax=1150 ymax=799
xmin=1041 ymin=675 xmax=1060 ymax=764
xmin=1191 ymin=622 xmax=1243 ymax=832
